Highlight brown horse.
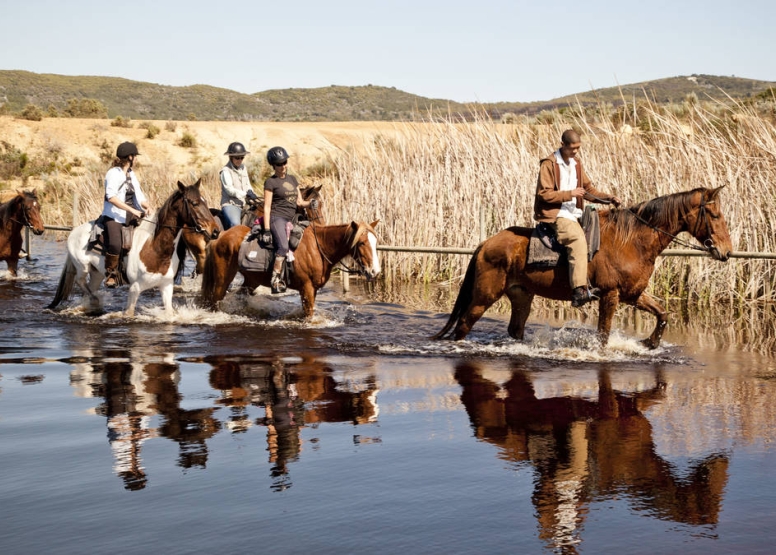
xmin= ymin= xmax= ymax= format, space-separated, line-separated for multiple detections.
xmin=0 ymin=189 xmax=46 ymax=276
xmin=200 ymin=219 xmax=380 ymax=318
xmin=175 ymin=185 xmax=323 ymax=282
xmin=434 ymin=186 xmax=733 ymax=348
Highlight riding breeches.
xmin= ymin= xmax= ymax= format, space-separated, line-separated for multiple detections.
xmin=221 ymin=204 xmax=242 ymax=229
xmin=103 ymin=218 xmax=123 ymax=256
xmin=550 ymin=218 xmax=588 ymax=289
xmin=270 ymin=216 xmax=291 ymax=257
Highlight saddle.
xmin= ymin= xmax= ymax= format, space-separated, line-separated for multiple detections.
xmin=527 ymin=206 xmax=601 ymax=268
xmin=238 ymin=217 xmax=311 ymax=275
xmin=87 ymin=215 xmax=138 ymax=254
xmin=86 ymin=216 xmax=138 ymax=286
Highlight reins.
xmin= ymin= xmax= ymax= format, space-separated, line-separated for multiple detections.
xmin=592 ymin=192 xmax=716 ymax=254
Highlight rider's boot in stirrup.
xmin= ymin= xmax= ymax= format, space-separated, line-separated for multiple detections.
xmin=104 ymin=253 xmax=120 ymax=288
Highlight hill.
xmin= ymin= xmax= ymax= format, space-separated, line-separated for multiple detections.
xmin=1 ymin=70 xmax=774 ymax=122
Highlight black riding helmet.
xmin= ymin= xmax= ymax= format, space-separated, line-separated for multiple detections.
xmin=266 ymin=146 xmax=289 ymax=166
xmin=224 ymin=142 xmax=250 ymax=157
xmin=116 ymin=142 xmax=139 ymax=158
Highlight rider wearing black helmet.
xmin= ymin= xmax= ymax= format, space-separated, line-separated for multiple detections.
xmin=220 ymin=141 xmax=258 ymax=229
xmin=262 ymin=146 xmax=318 ymax=294
xmin=101 ymin=142 xmax=151 ymax=287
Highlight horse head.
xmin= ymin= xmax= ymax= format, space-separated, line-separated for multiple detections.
xmin=689 ymin=186 xmax=733 ymax=262
xmin=301 ymin=185 xmax=324 ymax=222
xmin=177 ymin=179 xmax=220 ymax=240
xmin=347 ymin=219 xmax=381 ymax=281
xmin=19 ymin=189 xmax=45 ymax=235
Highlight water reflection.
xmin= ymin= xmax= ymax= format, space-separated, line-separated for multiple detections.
xmin=69 ymin=353 xmax=378 ymax=491
xmin=206 ymin=355 xmax=378 ymax=491
xmin=454 ymin=361 xmax=729 ymax=553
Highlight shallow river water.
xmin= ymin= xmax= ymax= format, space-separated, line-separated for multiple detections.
xmin=1 ymin=236 xmax=775 ymax=554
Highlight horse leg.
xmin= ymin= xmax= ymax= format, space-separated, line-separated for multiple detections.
xmin=6 ymin=258 xmax=18 ymax=277
xmin=505 ymin=284 xmax=534 ymax=340
xmin=453 ymin=272 xmax=506 ymax=340
xmin=125 ymin=282 xmax=141 ymax=317
xmin=300 ymin=282 xmax=317 ymax=319
xmin=596 ymin=290 xmax=620 ymax=347
xmin=633 ymin=292 xmax=668 ymax=349
xmin=160 ymin=283 xmax=174 ymax=314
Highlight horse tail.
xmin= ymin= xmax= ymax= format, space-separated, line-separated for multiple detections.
xmin=431 ymin=244 xmax=482 ymax=340
xmin=47 ymin=256 xmax=77 ymax=310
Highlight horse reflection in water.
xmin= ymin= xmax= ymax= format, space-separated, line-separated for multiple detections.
xmin=208 ymin=356 xmax=379 ymax=491
xmin=454 ymin=362 xmax=729 ymax=553
xmin=70 ymin=357 xmax=221 ymax=491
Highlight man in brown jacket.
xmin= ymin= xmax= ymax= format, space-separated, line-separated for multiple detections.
xmin=533 ymin=129 xmax=621 ymax=307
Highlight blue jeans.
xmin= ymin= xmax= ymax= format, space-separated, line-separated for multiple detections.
xmin=221 ymin=204 xmax=242 ymax=229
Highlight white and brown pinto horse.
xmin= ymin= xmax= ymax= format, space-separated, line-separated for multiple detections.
xmin=0 ymin=189 xmax=46 ymax=276
xmin=48 ymin=180 xmax=219 ymax=315
xmin=200 ymin=220 xmax=380 ymax=319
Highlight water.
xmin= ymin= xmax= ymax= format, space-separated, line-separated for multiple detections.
xmin=1 ymin=237 xmax=775 ymax=554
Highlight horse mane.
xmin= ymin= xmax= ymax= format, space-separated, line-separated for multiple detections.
xmin=0 ymin=191 xmax=24 ymax=224
xmin=604 ymin=187 xmax=707 ymax=246
xmin=154 ymin=189 xmax=184 ymax=235
xmin=346 ymin=221 xmax=377 ymax=249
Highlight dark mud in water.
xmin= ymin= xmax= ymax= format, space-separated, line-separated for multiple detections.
xmin=1 ymin=237 xmax=775 ymax=554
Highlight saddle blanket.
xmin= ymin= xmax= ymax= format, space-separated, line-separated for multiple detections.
xmin=526 ymin=206 xmax=601 ymax=268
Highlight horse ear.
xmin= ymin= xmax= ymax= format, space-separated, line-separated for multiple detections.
xmin=370 ymin=220 xmax=380 ymax=228
xmin=194 ymin=178 xmax=202 ymax=188
xmin=710 ymin=185 xmax=726 ymax=199
xmin=177 ymin=181 xmax=186 ymax=192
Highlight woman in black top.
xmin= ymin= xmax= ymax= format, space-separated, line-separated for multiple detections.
xmin=261 ymin=146 xmax=318 ymax=294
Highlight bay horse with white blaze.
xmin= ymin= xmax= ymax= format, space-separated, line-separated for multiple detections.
xmin=175 ymin=185 xmax=323 ymax=282
xmin=433 ymin=186 xmax=733 ymax=349
xmin=0 ymin=189 xmax=46 ymax=276
xmin=48 ymin=179 xmax=219 ymax=315
xmin=200 ymin=219 xmax=380 ymax=318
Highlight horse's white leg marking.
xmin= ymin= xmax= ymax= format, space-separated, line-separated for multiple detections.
xmin=160 ymin=283 xmax=174 ymax=314
xmin=125 ymin=282 xmax=141 ymax=317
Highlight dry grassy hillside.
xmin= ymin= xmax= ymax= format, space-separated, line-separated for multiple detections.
xmin=0 ymin=116 xmax=403 ymax=181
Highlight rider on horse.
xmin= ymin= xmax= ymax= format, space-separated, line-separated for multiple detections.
xmin=261 ymin=146 xmax=319 ymax=294
xmin=220 ymin=142 xmax=259 ymax=229
xmin=534 ymin=129 xmax=621 ymax=307
xmin=102 ymin=142 xmax=151 ymax=288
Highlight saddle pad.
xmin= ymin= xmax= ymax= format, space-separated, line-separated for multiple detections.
xmin=527 ymin=208 xmax=601 ymax=268
xmin=238 ymin=236 xmax=273 ymax=273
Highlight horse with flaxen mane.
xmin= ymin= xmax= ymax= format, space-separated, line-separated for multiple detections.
xmin=48 ymin=179 xmax=220 ymax=315
xmin=433 ymin=186 xmax=733 ymax=348
xmin=200 ymin=218 xmax=380 ymax=319
xmin=175 ymin=185 xmax=324 ymax=282
xmin=0 ymin=189 xmax=45 ymax=277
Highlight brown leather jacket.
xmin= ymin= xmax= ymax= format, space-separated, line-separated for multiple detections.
xmin=533 ymin=153 xmax=615 ymax=223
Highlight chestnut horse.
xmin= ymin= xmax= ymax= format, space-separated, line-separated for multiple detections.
xmin=0 ymin=189 xmax=46 ymax=276
xmin=48 ymin=180 xmax=220 ymax=315
xmin=175 ymin=185 xmax=323 ymax=282
xmin=433 ymin=186 xmax=733 ymax=348
xmin=200 ymin=219 xmax=380 ymax=318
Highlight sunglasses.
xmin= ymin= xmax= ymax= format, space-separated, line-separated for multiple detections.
xmin=274 ymin=161 xmax=287 ymax=167
xmin=231 ymin=156 xmax=245 ymax=161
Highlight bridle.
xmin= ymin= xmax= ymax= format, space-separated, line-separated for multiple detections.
xmin=310 ymin=222 xmax=372 ymax=276
xmin=596 ymin=192 xmax=718 ymax=255
xmin=8 ymin=196 xmax=37 ymax=230
xmin=148 ymin=193 xmax=212 ymax=236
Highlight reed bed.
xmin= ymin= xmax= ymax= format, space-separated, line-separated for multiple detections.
xmin=34 ymin=99 xmax=776 ymax=304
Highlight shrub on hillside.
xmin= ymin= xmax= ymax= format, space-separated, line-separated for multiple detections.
xmin=178 ymin=131 xmax=197 ymax=148
xmin=138 ymin=121 xmax=160 ymax=139
xmin=165 ymin=121 xmax=177 ymax=132
xmin=65 ymin=98 xmax=108 ymax=118
xmin=111 ymin=116 xmax=133 ymax=128
xmin=20 ymin=104 xmax=43 ymax=121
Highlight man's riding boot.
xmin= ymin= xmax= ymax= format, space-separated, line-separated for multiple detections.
xmin=104 ymin=253 xmax=120 ymax=288
xmin=271 ymin=256 xmax=286 ymax=294
xmin=571 ymin=286 xmax=600 ymax=308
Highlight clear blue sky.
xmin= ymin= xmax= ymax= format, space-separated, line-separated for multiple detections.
xmin=2 ymin=0 xmax=774 ymax=103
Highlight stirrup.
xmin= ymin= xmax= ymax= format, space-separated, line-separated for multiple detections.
xmin=571 ymin=286 xmax=600 ymax=308
xmin=271 ymin=276 xmax=286 ymax=295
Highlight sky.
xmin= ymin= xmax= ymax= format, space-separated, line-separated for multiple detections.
xmin=1 ymin=0 xmax=774 ymax=103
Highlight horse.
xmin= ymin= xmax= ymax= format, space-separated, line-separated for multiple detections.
xmin=175 ymin=185 xmax=323 ymax=283
xmin=0 ymin=189 xmax=46 ymax=276
xmin=433 ymin=186 xmax=733 ymax=349
xmin=48 ymin=179 xmax=220 ymax=315
xmin=200 ymin=219 xmax=380 ymax=319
